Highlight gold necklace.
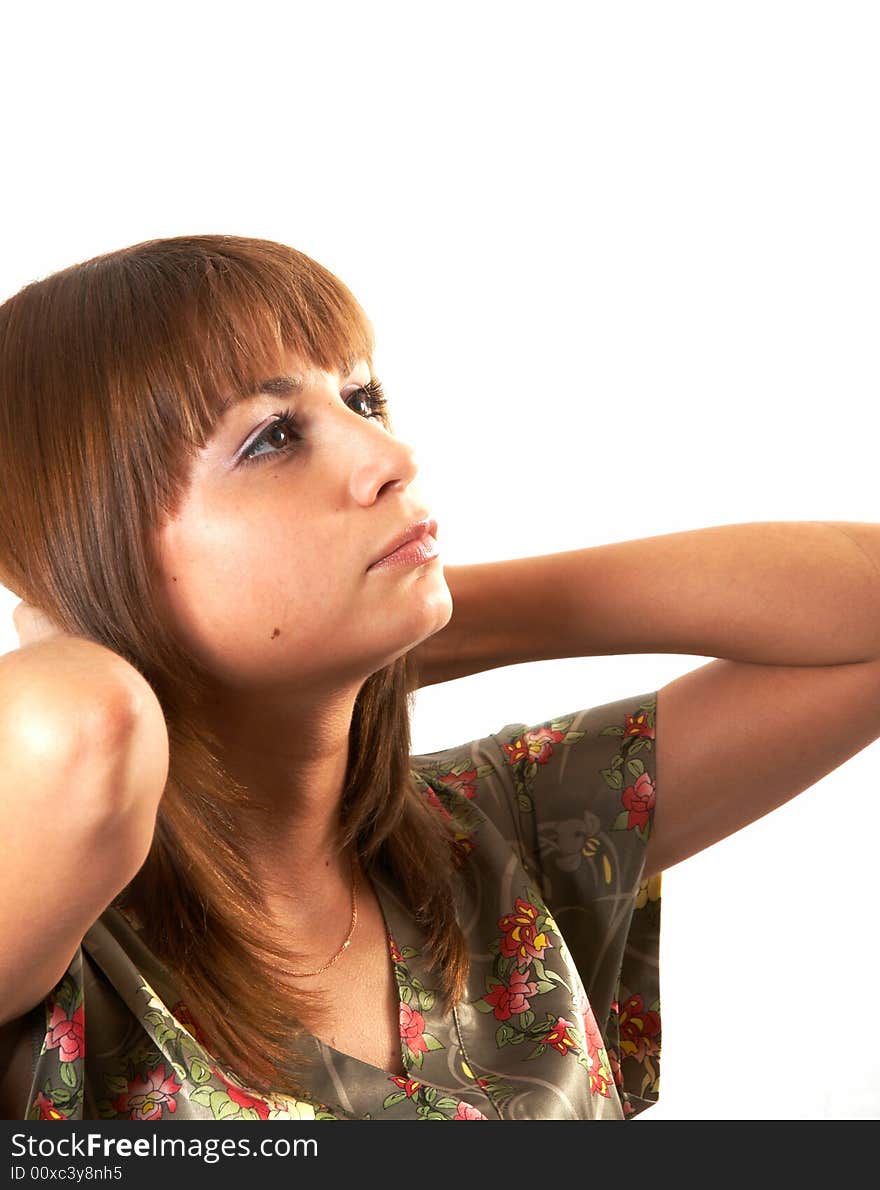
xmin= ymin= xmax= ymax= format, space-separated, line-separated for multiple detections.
xmin=287 ymin=851 xmax=359 ymax=978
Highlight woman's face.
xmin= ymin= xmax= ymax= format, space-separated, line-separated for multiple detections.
xmin=152 ymin=355 xmax=452 ymax=692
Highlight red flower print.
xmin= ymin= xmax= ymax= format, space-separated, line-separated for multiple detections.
xmin=541 ymin=1017 xmax=579 ymax=1056
xmin=454 ymin=1100 xmax=488 ymax=1119
xmin=388 ymin=933 xmax=404 ymax=964
xmin=624 ymin=711 xmax=655 ymax=740
xmin=45 ymin=1002 xmax=85 ymax=1064
xmin=437 ymin=767 xmax=479 ymax=799
xmin=399 ymin=1002 xmax=428 ymax=1056
xmin=389 ymin=1075 xmax=422 ymax=1098
xmin=171 ymin=1001 xmax=210 ymax=1049
xmin=498 ymin=898 xmax=551 ymax=965
xmin=503 ymin=724 xmax=566 ymax=767
xmin=581 ymin=1004 xmax=612 ymax=1097
xmin=210 ymin=1068 xmax=272 ymax=1119
xmin=110 ymin=1062 xmax=182 ymax=1120
xmin=618 ymin=993 xmax=661 ymax=1063
xmin=425 ymin=788 xmax=454 ymax=820
xmin=622 ymin=772 xmax=656 ymax=830
xmin=484 ymin=968 xmax=539 ymax=1021
xmin=608 ymin=1046 xmax=624 ymax=1091
xmin=32 ymin=1091 xmax=67 ymax=1120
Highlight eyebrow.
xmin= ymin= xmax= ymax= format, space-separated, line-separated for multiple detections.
xmin=219 ymin=374 xmax=306 ymax=414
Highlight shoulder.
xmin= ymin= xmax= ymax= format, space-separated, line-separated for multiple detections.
xmin=409 ymin=689 xmax=658 ymax=879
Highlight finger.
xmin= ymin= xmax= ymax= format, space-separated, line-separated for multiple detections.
xmin=12 ymin=602 xmax=66 ymax=646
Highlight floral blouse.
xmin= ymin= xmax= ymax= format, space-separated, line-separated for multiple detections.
xmin=19 ymin=690 xmax=661 ymax=1122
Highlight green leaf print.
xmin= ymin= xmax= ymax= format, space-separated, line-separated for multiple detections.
xmin=603 ymin=767 xmax=624 ymax=790
xmin=495 ymin=1024 xmax=514 ymax=1047
xmin=627 ymin=757 xmax=645 ymax=777
xmin=210 ymin=1089 xmax=241 ymax=1120
xmin=543 ymin=967 xmax=569 ymax=988
xmin=59 ymin=1062 xmax=77 ymax=1090
xmin=434 ymin=1096 xmax=460 ymax=1111
xmin=497 ymin=955 xmax=516 ymax=980
xmin=188 ymin=1057 xmax=213 ymax=1085
xmin=154 ymin=1024 xmax=179 ymax=1049
xmin=382 ymin=1090 xmax=408 ymax=1109
xmin=169 ymin=1060 xmax=188 ymax=1084
xmin=190 ymin=1086 xmax=213 ymax=1111
xmin=517 ymin=791 xmax=533 ymax=814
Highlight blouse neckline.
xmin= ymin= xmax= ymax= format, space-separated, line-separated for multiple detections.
xmin=304 ymin=866 xmax=414 ymax=1080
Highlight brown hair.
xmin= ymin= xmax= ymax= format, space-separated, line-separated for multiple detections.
xmin=0 ymin=234 xmax=469 ymax=1097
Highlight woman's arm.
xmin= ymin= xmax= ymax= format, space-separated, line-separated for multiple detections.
xmin=411 ymin=520 xmax=880 ymax=875
xmin=413 ymin=521 xmax=880 ymax=685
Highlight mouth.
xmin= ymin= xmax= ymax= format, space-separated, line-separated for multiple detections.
xmin=368 ymin=517 xmax=440 ymax=570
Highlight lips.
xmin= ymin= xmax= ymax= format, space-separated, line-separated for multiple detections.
xmin=369 ymin=517 xmax=438 ymax=569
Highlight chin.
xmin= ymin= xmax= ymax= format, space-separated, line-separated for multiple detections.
xmin=414 ymin=585 xmax=454 ymax=642
xmin=365 ymin=602 xmax=452 ymax=677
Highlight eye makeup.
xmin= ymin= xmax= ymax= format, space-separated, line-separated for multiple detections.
xmin=235 ymin=379 xmax=388 ymax=467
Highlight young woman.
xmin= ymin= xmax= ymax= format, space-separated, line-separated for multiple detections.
xmin=1 ymin=234 xmax=878 ymax=1121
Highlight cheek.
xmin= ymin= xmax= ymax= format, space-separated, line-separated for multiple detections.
xmin=154 ymin=515 xmax=354 ymax=678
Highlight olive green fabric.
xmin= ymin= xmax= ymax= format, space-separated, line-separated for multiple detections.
xmin=21 ymin=690 xmax=661 ymax=1121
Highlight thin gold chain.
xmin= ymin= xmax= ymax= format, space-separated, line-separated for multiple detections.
xmin=286 ymin=851 xmax=359 ymax=978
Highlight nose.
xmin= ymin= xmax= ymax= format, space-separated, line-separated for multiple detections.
xmin=348 ymin=422 xmax=421 ymax=507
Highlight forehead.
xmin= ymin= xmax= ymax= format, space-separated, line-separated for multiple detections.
xmin=216 ymin=356 xmax=371 ymax=417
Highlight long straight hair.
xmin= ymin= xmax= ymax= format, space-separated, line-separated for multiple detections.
xmin=0 ymin=234 xmax=469 ymax=1096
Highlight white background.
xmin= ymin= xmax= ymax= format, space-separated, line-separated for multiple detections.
xmin=1 ymin=2 xmax=878 ymax=1119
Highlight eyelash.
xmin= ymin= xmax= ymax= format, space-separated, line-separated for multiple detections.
xmin=238 ymin=379 xmax=388 ymax=467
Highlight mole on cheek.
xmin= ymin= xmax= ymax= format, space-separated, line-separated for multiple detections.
xmin=270 ymin=627 xmax=281 ymax=639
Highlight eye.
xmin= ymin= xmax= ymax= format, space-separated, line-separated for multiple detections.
xmin=237 ymin=378 xmax=388 ymax=467
xmin=238 ymin=407 xmax=300 ymax=467
xmin=347 ymin=378 xmax=387 ymax=421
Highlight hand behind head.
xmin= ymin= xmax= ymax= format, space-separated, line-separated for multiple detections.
xmin=12 ymin=601 xmax=68 ymax=648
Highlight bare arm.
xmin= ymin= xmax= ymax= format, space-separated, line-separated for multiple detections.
xmin=414 ymin=521 xmax=880 ymax=683
xmin=411 ymin=521 xmax=880 ymax=875
xmin=0 ymin=625 xmax=169 ymax=1027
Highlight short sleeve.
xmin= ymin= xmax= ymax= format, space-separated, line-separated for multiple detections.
xmin=472 ymin=689 xmax=661 ymax=1116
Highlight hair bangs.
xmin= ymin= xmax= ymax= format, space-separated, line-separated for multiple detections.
xmin=132 ymin=235 xmax=378 ymax=453
xmin=75 ymin=236 xmax=377 ymax=523
xmin=0 ymin=234 xmax=468 ymax=1101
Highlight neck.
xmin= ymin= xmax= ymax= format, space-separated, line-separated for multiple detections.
xmin=196 ymin=680 xmax=364 ymax=925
